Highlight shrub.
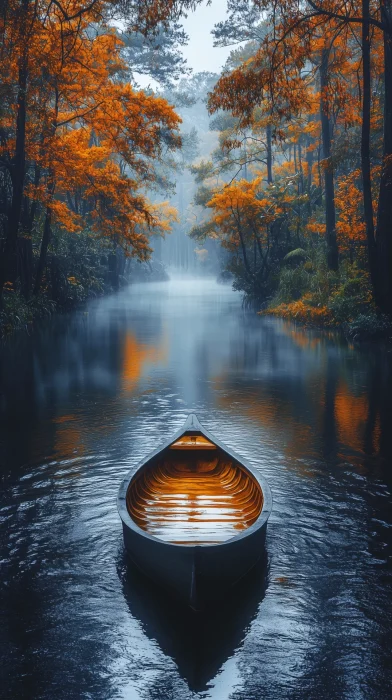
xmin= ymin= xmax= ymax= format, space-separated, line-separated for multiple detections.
xmin=328 ymin=275 xmax=373 ymax=324
xmin=0 ymin=291 xmax=56 ymax=337
xmin=274 ymin=267 xmax=311 ymax=304
xmin=346 ymin=312 xmax=392 ymax=340
xmin=261 ymin=298 xmax=335 ymax=326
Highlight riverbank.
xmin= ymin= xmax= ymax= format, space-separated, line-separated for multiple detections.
xmin=256 ymin=258 xmax=392 ymax=342
xmin=260 ymin=298 xmax=392 ymax=341
xmin=0 ymin=260 xmax=169 ymax=339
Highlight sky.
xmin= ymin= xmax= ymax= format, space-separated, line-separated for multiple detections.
xmin=181 ymin=0 xmax=232 ymax=74
xmin=137 ymin=0 xmax=233 ymax=87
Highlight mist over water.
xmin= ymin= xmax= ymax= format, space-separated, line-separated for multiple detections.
xmin=1 ymin=278 xmax=392 ymax=699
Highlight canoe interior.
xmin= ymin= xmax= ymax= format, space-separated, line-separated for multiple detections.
xmin=126 ymin=433 xmax=264 ymax=545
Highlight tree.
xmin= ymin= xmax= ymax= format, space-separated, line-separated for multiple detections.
xmin=240 ymin=0 xmax=392 ymax=310
xmin=0 ymin=0 xmax=183 ymax=304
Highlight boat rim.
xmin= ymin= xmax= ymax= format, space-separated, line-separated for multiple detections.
xmin=117 ymin=414 xmax=272 ymax=549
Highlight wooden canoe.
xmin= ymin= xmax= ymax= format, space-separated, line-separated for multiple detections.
xmin=117 ymin=414 xmax=272 ymax=609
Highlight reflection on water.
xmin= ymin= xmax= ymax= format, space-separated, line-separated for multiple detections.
xmin=122 ymin=331 xmax=168 ymax=392
xmin=1 ymin=278 xmax=392 ymax=699
xmin=118 ymin=554 xmax=268 ymax=694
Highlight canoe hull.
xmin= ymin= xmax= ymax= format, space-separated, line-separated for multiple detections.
xmin=121 ymin=517 xmax=267 ymax=609
xmin=118 ymin=414 xmax=272 ymax=609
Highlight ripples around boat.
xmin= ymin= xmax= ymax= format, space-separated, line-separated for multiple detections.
xmin=1 ymin=278 xmax=392 ymax=699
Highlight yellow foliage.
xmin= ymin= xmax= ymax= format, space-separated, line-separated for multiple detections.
xmin=0 ymin=1 xmax=182 ymax=261
xmin=335 ymin=170 xmax=366 ymax=247
xmin=261 ymin=300 xmax=335 ymax=326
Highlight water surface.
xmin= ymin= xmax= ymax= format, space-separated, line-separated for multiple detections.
xmin=1 ymin=278 xmax=392 ymax=699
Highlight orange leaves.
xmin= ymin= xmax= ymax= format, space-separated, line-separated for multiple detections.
xmin=50 ymin=200 xmax=82 ymax=233
xmin=261 ymin=300 xmax=335 ymax=327
xmin=46 ymin=126 xmax=178 ymax=257
xmin=205 ymin=174 xmax=300 ymax=259
xmin=306 ymin=219 xmax=326 ymax=237
xmin=335 ymin=170 xmax=368 ymax=249
xmin=208 ymin=177 xmax=264 ymax=214
xmin=208 ymin=18 xmax=315 ymax=129
xmin=207 ymin=177 xmax=278 ymax=237
xmin=208 ymin=51 xmax=312 ymax=130
xmin=0 ymin=0 xmax=183 ymax=261
xmin=148 ymin=202 xmax=179 ymax=234
xmin=87 ymin=83 xmax=181 ymax=177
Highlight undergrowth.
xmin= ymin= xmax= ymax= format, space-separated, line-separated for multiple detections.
xmin=260 ymin=252 xmax=392 ymax=341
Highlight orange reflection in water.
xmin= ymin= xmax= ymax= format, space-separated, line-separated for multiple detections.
xmin=334 ymin=380 xmax=380 ymax=455
xmin=53 ymin=414 xmax=78 ymax=425
xmin=213 ymin=366 xmax=382 ymax=473
xmin=212 ymin=373 xmax=320 ymax=473
xmin=280 ymin=321 xmax=322 ymax=351
xmin=52 ymin=414 xmax=84 ymax=473
xmin=122 ymin=331 xmax=168 ymax=391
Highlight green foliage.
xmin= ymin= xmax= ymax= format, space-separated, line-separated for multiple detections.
xmin=193 ymin=185 xmax=214 ymax=208
xmin=346 ymin=312 xmax=392 ymax=340
xmin=283 ymin=248 xmax=308 ymax=263
xmin=273 ymin=244 xmax=335 ymax=307
xmin=0 ymin=228 xmax=128 ymax=336
xmin=190 ymin=159 xmax=215 ymax=183
xmin=228 ymin=258 xmax=278 ymax=302
xmin=267 ymin=256 xmax=392 ymax=338
xmin=328 ymin=274 xmax=373 ymax=324
xmin=306 ymin=248 xmax=339 ymax=305
xmin=274 ymin=267 xmax=311 ymax=303
xmin=50 ymin=228 xmax=107 ymax=308
xmin=189 ymin=220 xmax=216 ymax=241
xmin=0 ymin=292 xmax=56 ymax=336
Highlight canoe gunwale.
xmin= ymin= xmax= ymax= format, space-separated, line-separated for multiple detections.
xmin=117 ymin=414 xmax=272 ymax=551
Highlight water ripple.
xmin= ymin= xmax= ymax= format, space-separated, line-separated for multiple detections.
xmin=1 ymin=279 xmax=392 ymax=699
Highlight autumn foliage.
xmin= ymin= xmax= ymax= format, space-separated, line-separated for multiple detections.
xmin=2 ymin=0 xmax=392 ymax=334
xmin=0 ymin=0 xmax=182 ymax=309
xmin=189 ymin=0 xmax=392 ymax=326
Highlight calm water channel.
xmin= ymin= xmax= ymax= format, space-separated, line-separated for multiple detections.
xmin=1 ymin=278 xmax=392 ymax=700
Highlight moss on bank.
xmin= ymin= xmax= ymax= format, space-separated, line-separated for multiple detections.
xmin=259 ymin=257 xmax=392 ymax=341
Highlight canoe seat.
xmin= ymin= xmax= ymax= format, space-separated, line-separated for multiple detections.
xmin=169 ymin=435 xmax=217 ymax=450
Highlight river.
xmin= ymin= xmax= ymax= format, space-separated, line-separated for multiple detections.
xmin=1 ymin=277 xmax=392 ymax=699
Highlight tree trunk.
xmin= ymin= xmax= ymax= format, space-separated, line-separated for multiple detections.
xmin=319 ymin=47 xmax=339 ymax=271
xmin=235 ymin=218 xmax=251 ymax=275
xmin=375 ymin=4 xmax=392 ymax=314
xmin=18 ymin=164 xmax=41 ymax=299
xmin=33 ymin=84 xmax=59 ymax=297
xmin=298 ymin=142 xmax=303 ymax=194
xmin=306 ymin=137 xmax=314 ymax=214
xmin=17 ymin=236 xmax=33 ymax=299
xmin=34 ymin=206 xmax=52 ymax=295
xmin=266 ymin=124 xmax=273 ymax=183
xmin=361 ymin=0 xmax=379 ymax=302
xmin=0 ymin=46 xmax=28 ymax=304
xmin=34 ymin=176 xmax=56 ymax=295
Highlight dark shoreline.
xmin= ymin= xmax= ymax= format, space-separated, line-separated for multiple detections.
xmin=260 ymin=308 xmax=392 ymax=344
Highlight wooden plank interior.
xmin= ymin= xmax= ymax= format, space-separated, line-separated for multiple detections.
xmin=127 ymin=450 xmax=263 ymax=545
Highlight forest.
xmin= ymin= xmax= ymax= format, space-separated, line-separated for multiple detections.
xmin=1 ymin=0 xmax=392 ymax=339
